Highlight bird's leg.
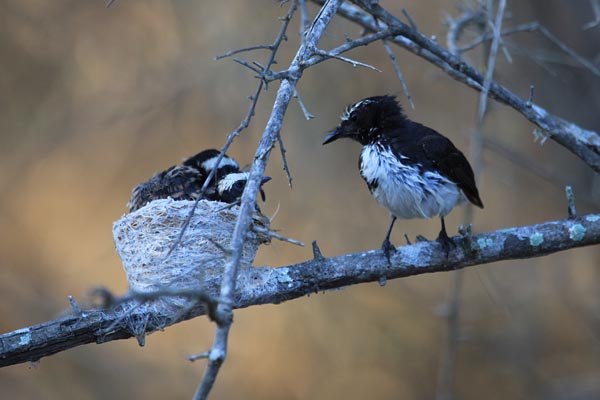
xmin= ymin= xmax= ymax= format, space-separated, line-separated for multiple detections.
xmin=381 ymin=215 xmax=397 ymax=261
xmin=437 ymin=216 xmax=455 ymax=257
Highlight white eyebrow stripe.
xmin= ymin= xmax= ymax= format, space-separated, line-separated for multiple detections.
xmin=341 ymin=99 xmax=374 ymax=121
xmin=201 ymin=156 xmax=239 ymax=172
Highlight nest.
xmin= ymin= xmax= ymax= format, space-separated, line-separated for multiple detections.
xmin=112 ymin=198 xmax=270 ymax=321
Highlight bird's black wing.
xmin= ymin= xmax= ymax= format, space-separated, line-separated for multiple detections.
xmin=388 ymin=122 xmax=483 ymax=208
xmin=127 ymin=165 xmax=216 ymax=212
xmin=419 ymin=127 xmax=483 ymax=208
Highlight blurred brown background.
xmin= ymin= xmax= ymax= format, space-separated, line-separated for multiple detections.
xmin=1 ymin=1 xmax=600 ymax=399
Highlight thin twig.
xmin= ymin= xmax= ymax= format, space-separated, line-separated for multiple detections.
xmin=299 ymin=0 xmax=311 ymax=37
xmin=537 ymin=24 xmax=600 ymax=76
xmin=382 ymin=39 xmax=415 ymax=109
xmin=313 ymin=48 xmax=382 ymax=71
xmin=233 ymin=58 xmax=264 ymax=75
xmin=293 ymin=87 xmax=316 ymax=120
xmin=458 ymin=22 xmax=538 ymax=53
xmin=277 ymin=133 xmax=294 ymax=188
xmin=252 ymin=225 xmax=305 ymax=246
xmin=215 ymin=45 xmax=274 ymax=60
xmin=583 ymin=0 xmax=600 ymax=30
xmin=446 ymin=9 xmax=484 ymax=55
xmin=401 ymin=8 xmax=418 ymax=31
xmin=478 ymin=0 xmax=506 ymax=121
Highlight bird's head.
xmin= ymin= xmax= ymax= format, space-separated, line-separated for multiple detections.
xmin=323 ymin=95 xmax=405 ymax=146
xmin=183 ymin=149 xmax=240 ymax=179
xmin=217 ymin=172 xmax=272 ymax=204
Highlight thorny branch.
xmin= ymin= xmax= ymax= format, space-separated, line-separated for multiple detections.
xmin=477 ymin=0 xmax=506 ymax=120
xmin=1 ymin=213 xmax=599 ymax=368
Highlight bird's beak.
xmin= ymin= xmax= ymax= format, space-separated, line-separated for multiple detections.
xmin=323 ymin=126 xmax=344 ymax=145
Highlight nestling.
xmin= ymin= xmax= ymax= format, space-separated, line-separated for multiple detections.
xmin=323 ymin=95 xmax=483 ymax=258
xmin=127 ymin=149 xmax=270 ymax=212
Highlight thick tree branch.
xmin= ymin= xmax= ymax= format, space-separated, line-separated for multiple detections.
xmin=311 ymin=0 xmax=600 ymax=172
xmin=1 ymin=213 xmax=599 ymax=368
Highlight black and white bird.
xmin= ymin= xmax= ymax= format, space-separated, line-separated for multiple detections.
xmin=216 ymin=172 xmax=272 ymax=204
xmin=127 ymin=149 xmax=270 ymax=212
xmin=182 ymin=149 xmax=241 ymax=201
xmin=323 ymin=95 xmax=483 ymax=257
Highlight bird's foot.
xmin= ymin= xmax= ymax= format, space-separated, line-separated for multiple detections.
xmin=437 ymin=229 xmax=455 ymax=258
xmin=381 ymin=238 xmax=396 ymax=264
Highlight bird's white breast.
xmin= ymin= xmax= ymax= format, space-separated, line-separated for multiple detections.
xmin=359 ymin=144 xmax=463 ymax=219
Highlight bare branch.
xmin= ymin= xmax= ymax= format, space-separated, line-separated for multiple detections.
xmin=312 ymin=48 xmax=382 ymax=71
xmin=251 ymin=224 xmax=305 ymax=246
xmin=1 ymin=213 xmax=599 ymax=368
xmin=446 ymin=9 xmax=484 ymax=55
xmin=299 ymin=0 xmax=311 ymax=37
xmin=478 ymin=0 xmax=506 ymax=120
xmin=277 ymin=132 xmax=294 ymax=188
xmin=382 ymin=39 xmax=415 ymax=109
xmin=401 ymin=8 xmax=419 ymax=32
xmin=232 ymin=58 xmax=267 ymax=75
xmin=215 ymin=45 xmax=274 ymax=60
xmin=583 ymin=0 xmax=600 ymax=30
xmin=293 ymin=88 xmax=316 ymax=120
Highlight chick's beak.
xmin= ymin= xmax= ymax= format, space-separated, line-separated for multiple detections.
xmin=323 ymin=126 xmax=344 ymax=145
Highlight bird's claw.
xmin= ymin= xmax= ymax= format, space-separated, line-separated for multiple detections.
xmin=437 ymin=230 xmax=455 ymax=258
xmin=381 ymin=238 xmax=396 ymax=263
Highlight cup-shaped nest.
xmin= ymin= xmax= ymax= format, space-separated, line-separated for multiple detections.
xmin=113 ymin=198 xmax=270 ymax=310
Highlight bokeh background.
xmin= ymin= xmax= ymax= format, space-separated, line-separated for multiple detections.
xmin=1 ymin=1 xmax=600 ymax=399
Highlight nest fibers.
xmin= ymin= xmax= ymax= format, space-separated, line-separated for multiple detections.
xmin=112 ymin=198 xmax=270 ymax=338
